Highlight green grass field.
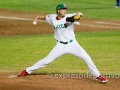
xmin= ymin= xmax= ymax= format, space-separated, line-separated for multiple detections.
xmin=0 ymin=0 xmax=120 ymax=75
xmin=0 ymin=31 xmax=120 ymax=74
xmin=0 ymin=0 xmax=120 ymax=20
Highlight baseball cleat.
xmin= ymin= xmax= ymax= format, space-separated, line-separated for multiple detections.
xmin=17 ymin=70 xmax=28 ymax=77
xmin=96 ymin=76 xmax=108 ymax=83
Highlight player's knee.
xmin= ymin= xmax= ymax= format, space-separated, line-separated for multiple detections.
xmin=79 ymin=54 xmax=91 ymax=61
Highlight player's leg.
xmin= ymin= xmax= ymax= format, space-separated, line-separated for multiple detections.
xmin=119 ymin=0 xmax=120 ymax=5
xmin=115 ymin=0 xmax=120 ymax=8
xmin=116 ymin=0 xmax=118 ymax=5
xmin=67 ymin=40 xmax=108 ymax=83
xmin=67 ymin=40 xmax=100 ymax=77
xmin=18 ymin=43 xmax=66 ymax=76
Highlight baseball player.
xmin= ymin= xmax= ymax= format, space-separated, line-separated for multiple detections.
xmin=18 ymin=4 xmax=108 ymax=83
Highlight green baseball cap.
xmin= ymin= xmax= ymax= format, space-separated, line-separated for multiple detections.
xmin=56 ymin=4 xmax=67 ymax=11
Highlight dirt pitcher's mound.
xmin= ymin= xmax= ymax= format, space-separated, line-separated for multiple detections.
xmin=0 ymin=74 xmax=120 ymax=90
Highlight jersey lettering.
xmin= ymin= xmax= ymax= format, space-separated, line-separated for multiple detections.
xmin=54 ymin=24 xmax=65 ymax=30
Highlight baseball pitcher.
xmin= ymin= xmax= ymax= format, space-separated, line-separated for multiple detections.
xmin=18 ymin=4 xmax=108 ymax=83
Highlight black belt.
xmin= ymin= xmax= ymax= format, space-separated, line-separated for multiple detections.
xmin=57 ymin=40 xmax=73 ymax=44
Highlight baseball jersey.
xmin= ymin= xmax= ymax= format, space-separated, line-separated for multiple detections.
xmin=46 ymin=13 xmax=76 ymax=42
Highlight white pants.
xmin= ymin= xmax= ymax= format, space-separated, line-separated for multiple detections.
xmin=26 ymin=40 xmax=100 ymax=77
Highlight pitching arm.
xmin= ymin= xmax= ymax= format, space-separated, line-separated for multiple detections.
xmin=33 ymin=15 xmax=46 ymax=25
xmin=33 ymin=16 xmax=46 ymax=21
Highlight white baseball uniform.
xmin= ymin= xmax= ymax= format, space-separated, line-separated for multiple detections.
xmin=26 ymin=13 xmax=100 ymax=78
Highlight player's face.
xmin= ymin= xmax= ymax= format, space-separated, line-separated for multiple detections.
xmin=58 ymin=8 xmax=67 ymax=17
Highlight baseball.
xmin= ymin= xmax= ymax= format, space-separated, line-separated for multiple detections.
xmin=33 ymin=21 xmax=37 ymax=25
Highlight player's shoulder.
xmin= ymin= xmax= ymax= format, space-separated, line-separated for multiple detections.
xmin=46 ymin=14 xmax=57 ymax=18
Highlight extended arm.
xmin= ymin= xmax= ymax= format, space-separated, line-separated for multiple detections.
xmin=33 ymin=15 xmax=46 ymax=21
xmin=33 ymin=15 xmax=46 ymax=25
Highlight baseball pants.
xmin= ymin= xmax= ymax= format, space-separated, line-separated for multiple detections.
xmin=26 ymin=40 xmax=100 ymax=78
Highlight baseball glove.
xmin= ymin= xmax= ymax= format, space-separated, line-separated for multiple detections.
xmin=66 ymin=15 xmax=80 ymax=23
